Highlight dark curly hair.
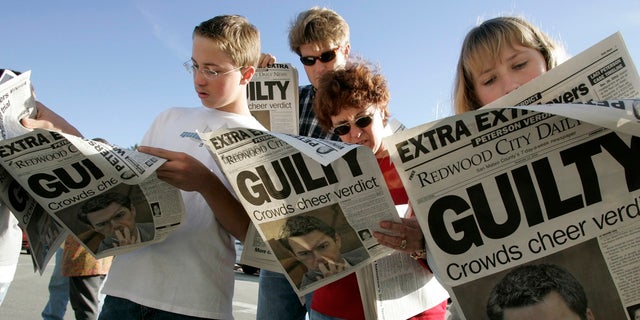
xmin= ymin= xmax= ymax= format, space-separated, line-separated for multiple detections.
xmin=313 ymin=59 xmax=390 ymax=132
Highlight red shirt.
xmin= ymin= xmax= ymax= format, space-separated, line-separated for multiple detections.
xmin=311 ymin=156 xmax=446 ymax=319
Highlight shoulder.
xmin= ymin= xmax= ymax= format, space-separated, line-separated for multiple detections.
xmin=154 ymin=107 xmax=204 ymax=121
xmin=138 ymin=222 xmax=154 ymax=232
xmin=343 ymin=246 xmax=368 ymax=264
xmin=137 ymin=223 xmax=155 ymax=241
xmin=299 ymin=85 xmax=313 ymax=95
xmin=217 ymin=111 xmax=266 ymax=131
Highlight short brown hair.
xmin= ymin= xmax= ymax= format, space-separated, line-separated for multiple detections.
xmin=288 ymin=7 xmax=350 ymax=56
xmin=313 ymin=59 xmax=390 ymax=132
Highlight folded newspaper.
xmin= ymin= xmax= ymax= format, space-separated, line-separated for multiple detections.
xmin=385 ymin=31 xmax=640 ymax=320
xmin=199 ymin=128 xmax=400 ymax=296
xmin=248 ymin=63 xmax=299 ymax=135
xmin=0 ymin=70 xmax=185 ymax=272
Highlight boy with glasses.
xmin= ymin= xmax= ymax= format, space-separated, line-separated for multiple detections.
xmin=25 ymin=15 xmax=266 ymax=319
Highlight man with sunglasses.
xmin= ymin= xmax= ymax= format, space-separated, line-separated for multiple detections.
xmin=256 ymin=6 xmax=350 ymax=320
xmin=290 ymin=7 xmax=351 ymax=141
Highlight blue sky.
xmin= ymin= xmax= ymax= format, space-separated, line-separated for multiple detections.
xmin=5 ymin=1 xmax=640 ymax=148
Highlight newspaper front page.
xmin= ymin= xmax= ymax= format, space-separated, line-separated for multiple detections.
xmin=0 ymin=69 xmax=68 ymax=272
xmin=199 ymin=128 xmax=400 ymax=296
xmin=386 ymin=29 xmax=640 ymax=320
xmin=0 ymin=70 xmax=186 ymax=266
xmin=248 ymin=63 xmax=299 ymax=134
xmin=388 ymin=103 xmax=640 ymax=319
xmin=0 ymin=129 xmax=184 ymax=263
xmin=0 ymin=164 xmax=67 ymax=273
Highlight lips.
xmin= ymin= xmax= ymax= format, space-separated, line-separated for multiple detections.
xmin=197 ymin=90 xmax=209 ymax=99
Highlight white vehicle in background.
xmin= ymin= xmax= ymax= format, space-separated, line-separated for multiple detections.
xmin=235 ymin=239 xmax=260 ymax=275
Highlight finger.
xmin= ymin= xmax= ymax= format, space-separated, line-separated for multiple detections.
xmin=318 ymin=262 xmax=329 ymax=277
xmin=137 ymin=146 xmax=172 ymax=158
xmin=400 ymin=217 xmax=421 ymax=230
xmin=123 ymin=226 xmax=132 ymax=242
xmin=379 ymin=220 xmax=410 ymax=235
xmin=399 ymin=238 xmax=408 ymax=250
xmin=373 ymin=232 xmax=414 ymax=252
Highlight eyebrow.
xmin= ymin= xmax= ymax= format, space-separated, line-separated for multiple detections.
xmin=190 ymin=58 xmax=222 ymax=68
xmin=477 ymin=46 xmax=533 ymax=76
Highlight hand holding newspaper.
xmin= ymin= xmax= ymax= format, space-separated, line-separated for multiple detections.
xmin=385 ymin=31 xmax=640 ymax=319
xmin=0 ymin=70 xmax=185 ymax=272
xmin=199 ymin=128 xmax=400 ymax=296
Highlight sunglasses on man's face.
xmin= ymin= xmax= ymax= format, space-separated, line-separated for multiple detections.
xmin=299 ymin=48 xmax=339 ymax=66
xmin=331 ymin=114 xmax=374 ymax=136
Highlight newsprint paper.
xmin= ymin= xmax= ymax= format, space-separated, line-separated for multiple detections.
xmin=248 ymin=63 xmax=299 ymax=134
xmin=199 ymin=128 xmax=400 ymax=297
xmin=0 ymin=70 xmax=184 ymax=272
xmin=385 ymin=30 xmax=640 ymax=320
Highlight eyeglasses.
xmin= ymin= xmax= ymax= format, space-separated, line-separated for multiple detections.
xmin=183 ymin=60 xmax=243 ymax=80
xmin=299 ymin=47 xmax=339 ymax=66
xmin=331 ymin=113 xmax=374 ymax=136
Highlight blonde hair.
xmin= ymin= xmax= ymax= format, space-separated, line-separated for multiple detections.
xmin=453 ymin=16 xmax=564 ymax=114
xmin=194 ymin=15 xmax=261 ymax=67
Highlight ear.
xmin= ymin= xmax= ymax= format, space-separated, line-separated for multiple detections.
xmin=240 ymin=66 xmax=256 ymax=85
xmin=585 ymin=308 xmax=595 ymax=320
xmin=342 ymin=44 xmax=351 ymax=57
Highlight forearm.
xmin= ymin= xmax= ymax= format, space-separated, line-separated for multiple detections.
xmin=200 ymin=175 xmax=250 ymax=242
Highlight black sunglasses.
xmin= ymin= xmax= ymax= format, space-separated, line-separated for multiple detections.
xmin=299 ymin=48 xmax=339 ymax=66
xmin=331 ymin=114 xmax=374 ymax=136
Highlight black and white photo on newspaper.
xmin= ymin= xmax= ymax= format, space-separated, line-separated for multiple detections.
xmin=0 ymin=128 xmax=184 ymax=260
xmin=386 ymin=101 xmax=640 ymax=320
xmin=199 ymin=127 xmax=401 ymax=296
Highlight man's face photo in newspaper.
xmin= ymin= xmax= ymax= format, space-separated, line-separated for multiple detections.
xmin=288 ymin=230 xmax=343 ymax=273
xmin=87 ymin=201 xmax=137 ymax=243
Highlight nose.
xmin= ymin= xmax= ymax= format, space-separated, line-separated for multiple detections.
xmin=194 ymin=70 xmax=207 ymax=86
xmin=503 ymin=75 xmax=520 ymax=95
xmin=349 ymin=125 xmax=363 ymax=140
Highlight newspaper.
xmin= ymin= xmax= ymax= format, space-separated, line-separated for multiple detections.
xmin=0 ymin=69 xmax=67 ymax=272
xmin=0 ymin=70 xmax=37 ymax=139
xmin=238 ymin=118 xmax=410 ymax=276
xmin=386 ymin=30 xmax=640 ymax=320
xmin=0 ymin=130 xmax=185 ymax=261
xmin=199 ymin=128 xmax=400 ymax=296
xmin=355 ymin=204 xmax=449 ymax=320
xmin=248 ymin=63 xmax=299 ymax=134
xmin=0 ymin=70 xmax=185 ymax=269
xmin=0 ymin=164 xmax=67 ymax=273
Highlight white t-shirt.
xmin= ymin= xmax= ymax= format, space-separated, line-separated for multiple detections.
xmin=102 ymin=107 xmax=265 ymax=319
